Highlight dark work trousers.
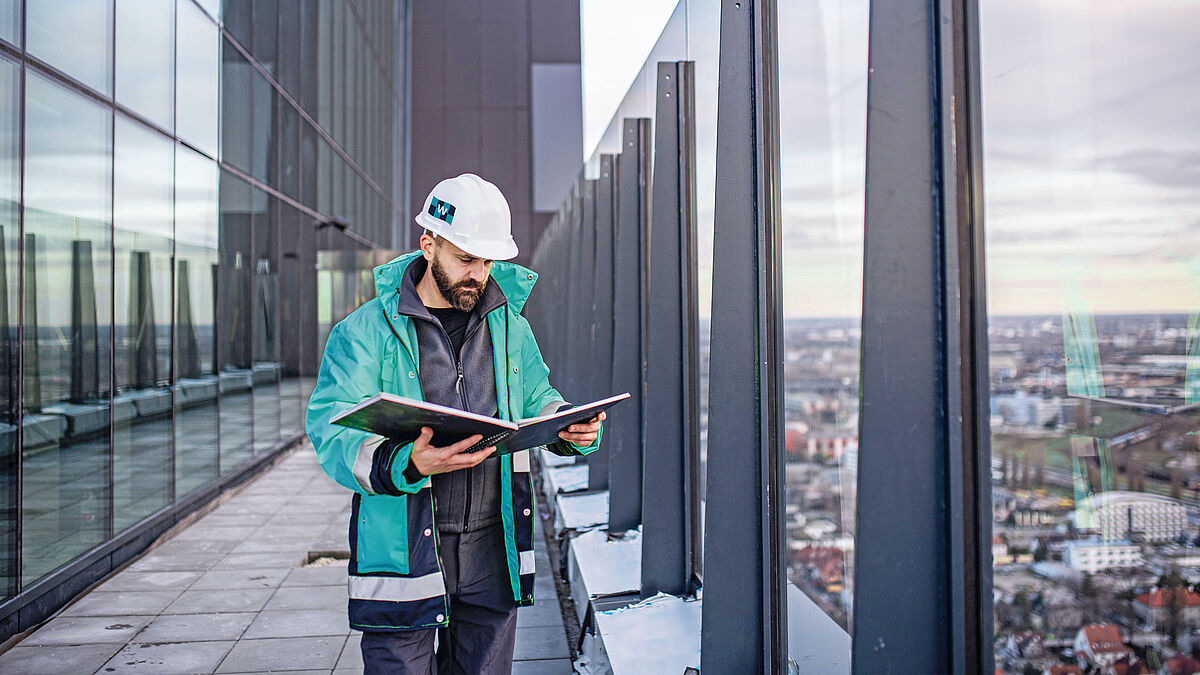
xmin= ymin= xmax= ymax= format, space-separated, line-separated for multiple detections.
xmin=360 ymin=523 xmax=518 ymax=674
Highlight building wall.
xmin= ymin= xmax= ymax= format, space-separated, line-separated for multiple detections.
xmin=408 ymin=0 xmax=582 ymax=265
xmin=0 ymin=0 xmax=407 ymax=635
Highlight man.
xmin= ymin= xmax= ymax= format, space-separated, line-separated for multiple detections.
xmin=306 ymin=173 xmax=604 ymax=674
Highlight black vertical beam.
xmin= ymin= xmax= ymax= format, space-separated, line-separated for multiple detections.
xmin=851 ymin=0 xmax=991 ymax=672
xmin=608 ymin=118 xmax=650 ymax=534
xmin=641 ymin=61 xmax=698 ymax=598
xmin=592 ymin=154 xmax=617 ymax=407
xmin=70 ymin=241 xmax=100 ymax=401
xmin=564 ymin=177 xmax=585 ymax=400
xmin=579 ymin=178 xmax=607 ymax=489
xmin=700 ymin=0 xmax=785 ymax=672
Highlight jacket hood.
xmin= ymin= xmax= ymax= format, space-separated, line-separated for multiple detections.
xmin=372 ymin=249 xmax=539 ymax=315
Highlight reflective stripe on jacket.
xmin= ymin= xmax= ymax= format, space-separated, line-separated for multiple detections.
xmin=305 ymin=250 xmax=602 ymax=631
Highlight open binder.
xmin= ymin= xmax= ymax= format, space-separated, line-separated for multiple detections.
xmin=331 ymin=392 xmax=630 ymax=456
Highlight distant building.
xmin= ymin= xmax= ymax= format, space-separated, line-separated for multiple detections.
xmin=1163 ymin=652 xmax=1200 ymax=675
xmin=1040 ymin=587 xmax=1084 ymax=633
xmin=1072 ymin=624 xmax=1132 ymax=669
xmin=1132 ymin=588 xmax=1200 ymax=632
xmin=1043 ymin=665 xmax=1083 ymax=675
xmin=993 ymin=392 xmax=1064 ymax=428
xmin=1074 ymin=492 xmax=1187 ymax=543
xmin=1062 ymin=540 xmax=1143 ymax=574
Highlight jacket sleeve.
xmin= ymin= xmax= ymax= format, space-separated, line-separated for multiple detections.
xmin=305 ymin=316 xmax=430 ymax=495
xmin=516 ymin=313 xmax=603 ymax=457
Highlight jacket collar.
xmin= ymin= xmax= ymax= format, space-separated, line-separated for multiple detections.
xmin=374 ymin=249 xmax=539 ymax=319
xmin=394 ymin=255 xmax=507 ymax=321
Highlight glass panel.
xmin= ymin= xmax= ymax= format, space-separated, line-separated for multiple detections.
xmin=112 ymin=117 xmax=174 ymax=532
xmin=0 ymin=0 xmax=19 ymax=46
xmin=22 ymin=72 xmax=113 ymax=584
xmin=217 ymin=171 xmax=256 ymax=472
xmin=177 ymin=0 xmax=219 ymax=157
xmin=174 ymin=146 xmax=220 ymax=494
xmin=194 ymin=0 xmax=219 ymax=21
xmin=27 ymin=0 xmax=113 ymax=95
xmin=0 ymin=56 xmax=19 ymax=600
xmin=252 ymin=195 xmax=280 ymax=455
xmin=276 ymin=200 xmax=306 ymax=439
xmin=221 ymin=35 xmax=274 ymax=183
xmin=777 ymin=0 xmax=869 ymax=632
xmin=982 ymin=1 xmax=1200 ymax=667
xmin=116 ymin=0 xmax=174 ymax=131
xmin=687 ymin=0 xmax=719 ymax=582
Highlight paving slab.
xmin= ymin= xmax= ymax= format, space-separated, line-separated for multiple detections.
xmin=96 ymin=570 xmax=203 ymax=593
xmin=513 ymin=625 xmax=571 ymax=661
xmin=134 ymin=612 xmax=257 ymax=643
xmin=263 ymin=585 xmax=348 ymax=612
xmin=60 ymin=590 xmax=183 ymax=617
xmin=163 ymin=588 xmax=275 ymax=615
xmin=100 ymin=640 xmax=235 ymax=674
xmin=336 ymin=633 xmax=363 ymax=670
xmin=188 ymin=568 xmax=293 ymax=591
xmin=241 ymin=610 xmax=350 ymax=639
xmin=214 ymin=636 xmax=347 ymax=673
xmin=0 ymin=642 xmax=125 ymax=675
xmin=20 ymin=615 xmax=156 ymax=646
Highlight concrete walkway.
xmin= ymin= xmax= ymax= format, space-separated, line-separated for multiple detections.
xmin=0 ymin=443 xmax=573 ymax=674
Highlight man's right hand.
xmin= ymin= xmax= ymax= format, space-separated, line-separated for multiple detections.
xmin=407 ymin=427 xmax=496 ymax=477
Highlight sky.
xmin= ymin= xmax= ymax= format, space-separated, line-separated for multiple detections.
xmin=580 ymin=0 xmax=679 ymax=156
xmin=577 ymin=0 xmax=1200 ymax=319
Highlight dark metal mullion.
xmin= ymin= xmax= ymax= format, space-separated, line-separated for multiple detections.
xmin=13 ymin=0 xmax=27 ymax=594
xmin=754 ymin=0 xmax=786 ymax=666
xmin=608 ymin=118 xmax=649 ymax=534
xmin=939 ymin=0 xmax=992 ymax=670
xmin=106 ymin=0 xmax=117 ymax=544
xmin=700 ymin=0 xmax=786 ymax=670
xmin=642 ymin=61 xmax=685 ymax=597
xmin=676 ymin=61 xmax=702 ymax=591
xmin=167 ymin=0 xmax=178 ymax=505
xmin=852 ymin=0 xmax=989 ymax=670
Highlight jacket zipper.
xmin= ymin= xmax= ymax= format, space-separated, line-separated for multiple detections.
xmin=437 ymin=311 xmax=501 ymax=531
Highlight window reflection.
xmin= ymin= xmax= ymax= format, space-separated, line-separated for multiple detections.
xmin=252 ymin=196 xmax=280 ymax=455
xmin=27 ymin=0 xmax=113 ymax=95
xmin=177 ymin=0 xmax=219 ymax=157
xmin=21 ymin=72 xmax=113 ymax=584
xmin=112 ymin=117 xmax=174 ymax=532
xmin=217 ymin=172 xmax=257 ymax=471
xmin=116 ymin=0 xmax=174 ymax=131
xmin=777 ymin=0 xmax=869 ymax=632
xmin=0 ymin=56 xmax=18 ymax=601
xmin=982 ymin=2 xmax=1200 ymax=671
xmin=175 ymin=147 xmax=220 ymax=493
xmin=0 ymin=0 xmax=18 ymax=46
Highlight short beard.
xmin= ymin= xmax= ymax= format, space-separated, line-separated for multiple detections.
xmin=430 ymin=253 xmax=484 ymax=312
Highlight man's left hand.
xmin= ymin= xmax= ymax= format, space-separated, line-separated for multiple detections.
xmin=558 ymin=411 xmax=605 ymax=446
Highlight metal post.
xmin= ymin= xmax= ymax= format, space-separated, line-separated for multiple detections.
xmin=700 ymin=0 xmax=785 ymax=671
xmin=641 ymin=61 xmax=699 ymax=598
xmin=851 ymin=0 xmax=991 ymax=672
xmin=127 ymin=250 xmax=158 ymax=390
xmin=608 ymin=118 xmax=650 ymax=534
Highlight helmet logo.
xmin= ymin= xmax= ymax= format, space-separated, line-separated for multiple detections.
xmin=428 ymin=197 xmax=456 ymax=225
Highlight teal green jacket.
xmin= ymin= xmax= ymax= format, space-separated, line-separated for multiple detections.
xmin=305 ymin=250 xmax=601 ymax=631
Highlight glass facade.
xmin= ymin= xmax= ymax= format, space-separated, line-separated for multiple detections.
xmin=984 ymin=1 xmax=1200 ymax=670
xmin=0 ymin=0 xmax=406 ymax=608
xmin=777 ymin=0 xmax=868 ymax=632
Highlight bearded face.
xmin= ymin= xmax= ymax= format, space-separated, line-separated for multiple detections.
xmin=430 ymin=249 xmax=485 ymax=312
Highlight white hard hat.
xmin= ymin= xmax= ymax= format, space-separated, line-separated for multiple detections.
xmin=415 ymin=173 xmax=518 ymax=261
